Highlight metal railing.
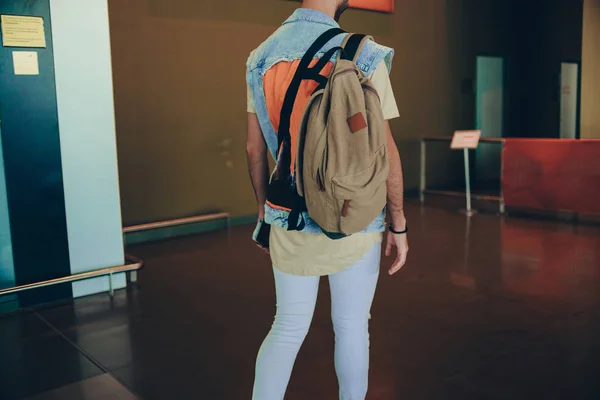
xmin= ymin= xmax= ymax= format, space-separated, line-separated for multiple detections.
xmin=0 ymin=254 xmax=143 ymax=298
xmin=0 ymin=212 xmax=230 ymax=301
xmin=420 ymin=136 xmax=506 ymax=214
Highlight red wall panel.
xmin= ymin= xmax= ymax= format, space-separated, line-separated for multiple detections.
xmin=502 ymin=139 xmax=600 ymax=215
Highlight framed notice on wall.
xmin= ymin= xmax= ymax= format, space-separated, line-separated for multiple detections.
xmin=1 ymin=15 xmax=46 ymax=48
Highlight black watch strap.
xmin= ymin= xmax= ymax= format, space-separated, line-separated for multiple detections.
xmin=389 ymin=223 xmax=408 ymax=235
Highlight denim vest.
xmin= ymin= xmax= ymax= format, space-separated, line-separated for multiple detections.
xmin=246 ymin=8 xmax=394 ymax=234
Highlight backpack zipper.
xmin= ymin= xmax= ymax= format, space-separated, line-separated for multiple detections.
xmin=316 ymin=169 xmax=326 ymax=192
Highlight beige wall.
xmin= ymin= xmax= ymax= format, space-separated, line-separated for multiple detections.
xmin=109 ymin=0 xmax=464 ymax=225
xmin=581 ymin=0 xmax=600 ymax=139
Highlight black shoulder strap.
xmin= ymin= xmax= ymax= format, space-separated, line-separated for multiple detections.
xmin=303 ymin=34 xmax=371 ymax=94
xmin=303 ymin=45 xmax=343 ymax=89
xmin=340 ymin=34 xmax=367 ymax=62
xmin=277 ymin=28 xmax=345 ymax=150
xmin=275 ymin=28 xmax=345 ymax=232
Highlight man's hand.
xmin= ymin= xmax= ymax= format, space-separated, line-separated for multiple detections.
xmin=256 ymin=242 xmax=270 ymax=256
xmin=385 ymin=230 xmax=408 ymax=275
xmin=257 ymin=245 xmax=269 ymax=255
xmin=254 ymin=216 xmax=270 ymax=255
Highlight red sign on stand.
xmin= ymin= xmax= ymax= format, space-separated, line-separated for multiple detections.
xmin=450 ymin=130 xmax=481 ymax=149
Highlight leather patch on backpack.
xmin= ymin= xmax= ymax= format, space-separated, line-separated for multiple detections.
xmin=347 ymin=112 xmax=367 ymax=133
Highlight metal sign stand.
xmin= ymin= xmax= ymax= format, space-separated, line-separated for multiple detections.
xmin=450 ymin=130 xmax=482 ymax=217
xmin=461 ymin=148 xmax=477 ymax=217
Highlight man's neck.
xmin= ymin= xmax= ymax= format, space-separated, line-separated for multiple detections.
xmin=301 ymin=0 xmax=336 ymax=19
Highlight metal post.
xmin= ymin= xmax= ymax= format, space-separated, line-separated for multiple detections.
xmin=462 ymin=148 xmax=476 ymax=217
xmin=420 ymin=140 xmax=426 ymax=203
xmin=464 ymin=148 xmax=471 ymax=212
xmin=129 ymin=270 xmax=138 ymax=284
xmin=499 ymin=141 xmax=506 ymax=215
xmin=108 ymin=270 xmax=114 ymax=297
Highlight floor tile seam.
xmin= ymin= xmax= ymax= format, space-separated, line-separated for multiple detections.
xmin=32 ymin=310 xmax=143 ymax=400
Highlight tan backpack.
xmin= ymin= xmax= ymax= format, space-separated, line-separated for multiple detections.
xmin=266 ymin=29 xmax=389 ymax=238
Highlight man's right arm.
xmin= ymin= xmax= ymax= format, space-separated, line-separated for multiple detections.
xmin=246 ymin=112 xmax=270 ymax=221
xmin=385 ymin=122 xmax=409 ymax=275
xmin=386 ymin=122 xmax=406 ymax=230
xmin=370 ymin=60 xmax=409 ymax=275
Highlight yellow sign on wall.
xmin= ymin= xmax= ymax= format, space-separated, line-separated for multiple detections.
xmin=13 ymin=51 xmax=39 ymax=75
xmin=1 ymin=15 xmax=46 ymax=48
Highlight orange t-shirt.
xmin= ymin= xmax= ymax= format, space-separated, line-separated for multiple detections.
xmin=262 ymin=59 xmax=334 ymax=174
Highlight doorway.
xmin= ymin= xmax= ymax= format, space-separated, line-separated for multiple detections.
xmin=475 ymin=56 xmax=505 ymax=188
xmin=559 ymin=62 xmax=580 ymax=139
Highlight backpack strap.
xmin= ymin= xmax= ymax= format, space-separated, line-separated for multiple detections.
xmin=305 ymin=34 xmax=373 ymax=93
xmin=277 ymin=28 xmax=345 ymax=151
xmin=303 ymin=45 xmax=343 ymax=89
xmin=275 ymin=28 xmax=345 ymax=232
xmin=338 ymin=33 xmax=373 ymax=63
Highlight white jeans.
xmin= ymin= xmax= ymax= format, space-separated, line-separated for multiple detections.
xmin=252 ymin=244 xmax=381 ymax=400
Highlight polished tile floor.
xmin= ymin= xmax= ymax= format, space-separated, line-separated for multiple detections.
xmin=24 ymin=375 xmax=138 ymax=400
xmin=1 ymin=200 xmax=600 ymax=399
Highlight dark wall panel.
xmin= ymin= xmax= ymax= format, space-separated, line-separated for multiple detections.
xmin=0 ymin=0 xmax=72 ymax=306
